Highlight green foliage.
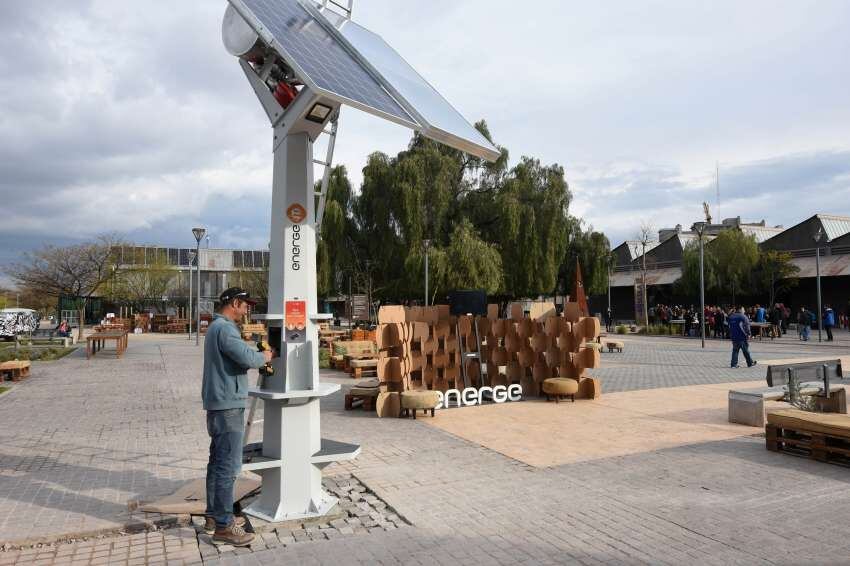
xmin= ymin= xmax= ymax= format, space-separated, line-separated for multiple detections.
xmin=0 ymin=346 xmax=76 ymax=362
xmin=0 ymin=386 xmax=8 ymax=395
xmin=615 ymin=324 xmax=628 ymax=334
xmin=317 ymin=120 xmax=596 ymax=303
xmin=561 ymin=221 xmax=612 ymax=296
xmin=110 ymin=248 xmax=173 ymax=309
xmin=753 ymin=249 xmax=799 ymax=306
xmin=677 ymin=239 xmax=719 ymax=298
xmin=319 ymin=347 xmax=330 ymax=369
xmin=710 ymin=230 xmax=759 ymax=304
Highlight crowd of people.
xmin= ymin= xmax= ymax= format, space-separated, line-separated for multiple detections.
xmin=643 ymin=303 xmax=845 ymax=341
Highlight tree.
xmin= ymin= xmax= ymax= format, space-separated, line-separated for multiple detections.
xmin=110 ymin=249 xmax=174 ymax=312
xmin=708 ymin=230 xmax=759 ymax=305
xmin=677 ymin=239 xmax=719 ymax=299
xmin=753 ymin=250 xmax=799 ymax=307
xmin=561 ymin=221 xmax=611 ymax=297
xmin=443 ymin=219 xmax=503 ymax=295
xmin=8 ymin=235 xmax=121 ymax=340
xmin=317 ymin=165 xmax=356 ymax=296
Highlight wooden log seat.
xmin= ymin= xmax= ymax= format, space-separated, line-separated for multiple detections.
xmin=400 ymin=390 xmax=441 ymax=419
xmin=542 ymin=377 xmax=579 ymax=403
xmin=604 ymin=340 xmax=624 ymax=353
xmin=766 ymin=408 xmax=850 ymax=466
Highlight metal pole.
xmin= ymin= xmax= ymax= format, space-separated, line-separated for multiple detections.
xmin=187 ymin=258 xmax=193 ymax=340
xmin=641 ymin=241 xmax=648 ymax=328
xmin=816 ymin=246 xmax=822 ymax=342
xmin=196 ymin=242 xmax=201 ymax=346
xmin=425 ymin=248 xmax=429 ymax=307
xmin=699 ymin=232 xmax=705 ymax=348
xmin=348 ymin=274 xmax=352 ymax=332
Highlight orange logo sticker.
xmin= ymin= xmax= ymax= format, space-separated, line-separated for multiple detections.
xmin=287 ymin=203 xmax=307 ymax=224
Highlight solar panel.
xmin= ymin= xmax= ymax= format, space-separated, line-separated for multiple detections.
xmin=228 ymin=0 xmax=418 ymax=128
xmin=227 ymin=0 xmax=499 ymax=162
xmin=318 ymin=7 xmax=501 ymax=162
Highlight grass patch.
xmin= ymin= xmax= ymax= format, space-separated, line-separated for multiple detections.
xmin=0 ymin=346 xmax=77 ymax=363
xmin=0 ymin=387 xmax=8 ymax=395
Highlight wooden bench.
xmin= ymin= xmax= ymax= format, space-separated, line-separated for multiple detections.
xmin=349 ymin=358 xmax=378 ymax=378
xmin=766 ymin=408 xmax=850 ymax=466
xmin=0 ymin=360 xmax=31 ymax=381
xmin=86 ymin=331 xmax=129 ymax=359
xmin=729 ymin=383 xmax=847 ymax=427
xmin=603 ymin=340 xmax=624 ymax=353
xmin=344 ymin=380 xmax=380 ymax=411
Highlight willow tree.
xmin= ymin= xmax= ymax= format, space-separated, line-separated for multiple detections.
xmin=497 ymin=157 xmax=571 ymax=297
xmin=317 ymin=165 xmax=356 ymax=296
xmin=561 ymin=222 xmax=612 ymax=297
xmin=709 ymin=230 xmax=759 ymax=305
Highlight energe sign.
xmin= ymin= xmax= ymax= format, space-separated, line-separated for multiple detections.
xmin=436 ymin=384 xmax=522 ymax=409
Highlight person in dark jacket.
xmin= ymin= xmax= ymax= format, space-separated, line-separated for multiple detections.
xmin=728 ymin=307 xmax=757 ymax=368
xmin=202 ymin=287 xmax=273 ymax=546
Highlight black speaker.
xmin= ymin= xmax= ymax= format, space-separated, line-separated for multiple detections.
xmin=449 ymin=290 xmax=487 ymax=316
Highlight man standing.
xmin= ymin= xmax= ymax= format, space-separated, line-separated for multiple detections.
xmin=202 ymin=287 xmax=272 ymax=546
xmin=798 ymin=307 xmax=811 ymax=341
xmin=824 ymin=305 xmax=835 ymax=342
xmin=729 ymin=306 xmax=757 ymax=368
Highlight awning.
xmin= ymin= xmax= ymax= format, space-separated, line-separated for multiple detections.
xmin=610 ymin=267 xmax=682 ymax=288
xmin=792 ymin=255 xmax=850 ymax=278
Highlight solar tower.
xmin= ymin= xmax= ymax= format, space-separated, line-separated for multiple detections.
xmin=222 ymin=0 xmax=499 ymax=522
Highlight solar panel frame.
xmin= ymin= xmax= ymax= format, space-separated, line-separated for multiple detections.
xmin=227 ymin=0 xmax=420 ymax=130
xmin=314 ymin=4 xmax=501 ymax=162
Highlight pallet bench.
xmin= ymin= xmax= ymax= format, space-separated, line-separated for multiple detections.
xmin=766 ymin=408 xmax=850 ymax=466
xmin=0 ymin=360 xmax=31 ymax=381
xmin=349 ymin=358 xmax=378 ymax=379
xmin=344 ymin=381 xmax=380 ymax=411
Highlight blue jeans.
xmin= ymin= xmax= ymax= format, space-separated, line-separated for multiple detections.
xmin=731 ymin=341 xmax=754 ymax=367
xmin=206 ymin=408 xmax=245 ymax=528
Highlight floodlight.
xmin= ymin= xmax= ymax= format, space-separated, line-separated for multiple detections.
xmin=305 ymin=102 xmax=333 ymax=123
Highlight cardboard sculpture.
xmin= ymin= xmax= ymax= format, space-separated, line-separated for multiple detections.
xmin=373 ymin=302 xmax=602 ymax=404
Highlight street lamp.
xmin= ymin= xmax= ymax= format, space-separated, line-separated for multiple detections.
xmin=187 ymin=250 xmax=196 ymax=340
xmin=692 ymin=221 xmax=707 ymax=348
xmin=192 ymin=227 xmax=206 ymax=346
xmin=423 ymin=239 xmax=431 ymax=307
xmin=814 ymin=226 xmax=830 ymax=343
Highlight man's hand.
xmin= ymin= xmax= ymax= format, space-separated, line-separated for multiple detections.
xmin=262 ymin=349 xmax=273 ymax=363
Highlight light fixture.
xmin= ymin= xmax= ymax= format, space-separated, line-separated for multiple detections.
xmin=305 ymin=102 xmax=332 ymax=124
xmin=192 ymin=227 xmax=206 ymax=243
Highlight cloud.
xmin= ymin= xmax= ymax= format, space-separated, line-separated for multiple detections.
xmin=570 ymin=150 xmax=850 ymax=244
xmin=1 ymin=0 xmax=849 ymax=279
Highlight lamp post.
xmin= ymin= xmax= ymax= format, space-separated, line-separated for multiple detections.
xmin=187 ymin=250 xmax=196 ymax=340
xmin=814 ymin=227 xmax=830 ymax=343
xmin=423 ymin=239 xmax=431 ymax=307
xmin=692 ymin=221 xmax=707 ymax=348
xmin=192 ymin=227 xmax=206 ymax=345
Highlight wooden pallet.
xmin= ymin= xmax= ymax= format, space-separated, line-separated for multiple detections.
xmin=766 ymin=423 xmax=850 ymax=466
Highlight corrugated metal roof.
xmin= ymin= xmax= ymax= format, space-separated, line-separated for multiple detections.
xmin=620 ymin=239 xmax=660 ymax=261
xmin=609 ymin=267 xmax=682 ymax=288
xmin=740 ymin=225 xmax=785 ymax=243
xmin=817 ymin=214 xmax=850 ymax=242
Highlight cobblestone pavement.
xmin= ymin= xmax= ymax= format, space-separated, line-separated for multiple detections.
xmin=2 ymin=333 xmax=850 ymax=564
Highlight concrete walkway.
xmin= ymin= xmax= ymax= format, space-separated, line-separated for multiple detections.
xmin=1 ymin=333 xmax=850 ymax=564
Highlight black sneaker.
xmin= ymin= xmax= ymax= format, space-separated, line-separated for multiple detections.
xmin=748 ymin=361 xmax=758 ymax=368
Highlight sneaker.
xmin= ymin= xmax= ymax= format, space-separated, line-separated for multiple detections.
xmin=748 ymin=361 xmax=758 ymax=368
xmin=731 ymin=365 xmax=739 ymax=368
xmin=205 ymin=515 xmax=245 ymax=536
xmin=212 ymin=520 xmax=254 ymax=547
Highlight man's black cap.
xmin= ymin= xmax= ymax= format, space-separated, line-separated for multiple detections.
xmin=219 ymin=287 xmax=257 ymax=305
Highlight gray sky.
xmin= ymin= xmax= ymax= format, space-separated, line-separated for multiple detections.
xmin=1 ymin=0 xmax=849 ymax=281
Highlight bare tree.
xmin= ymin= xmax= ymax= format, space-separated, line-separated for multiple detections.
xmin=635 ymin=222 xmax=654 ymax=328
xmin=7 ymin=235 xmax=121 ymax=340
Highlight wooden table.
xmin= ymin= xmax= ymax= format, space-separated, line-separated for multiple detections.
xmin=751 ymin=322 xmax=779 ymax=340
xmin=0 ymin=360 xmax=31 ymax=381
xmin=86 ymin=331 xmax=129 ymax=359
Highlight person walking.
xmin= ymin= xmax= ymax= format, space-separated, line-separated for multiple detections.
xmin=797 ymin=307 xmax=811 ymax=341
xmin=605 ymin=306 xmax=613 ymax=333
xmin=729 ymin=306 xmax=757 ymax=368
xmin=202 ymin=287 xmax=273 ymax=546
xmin=823 ymin=305 xmax=835 ymax=342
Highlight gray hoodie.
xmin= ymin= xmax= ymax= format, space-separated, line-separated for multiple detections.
xmin=201 ymin=313 xmax=266 ymax=411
